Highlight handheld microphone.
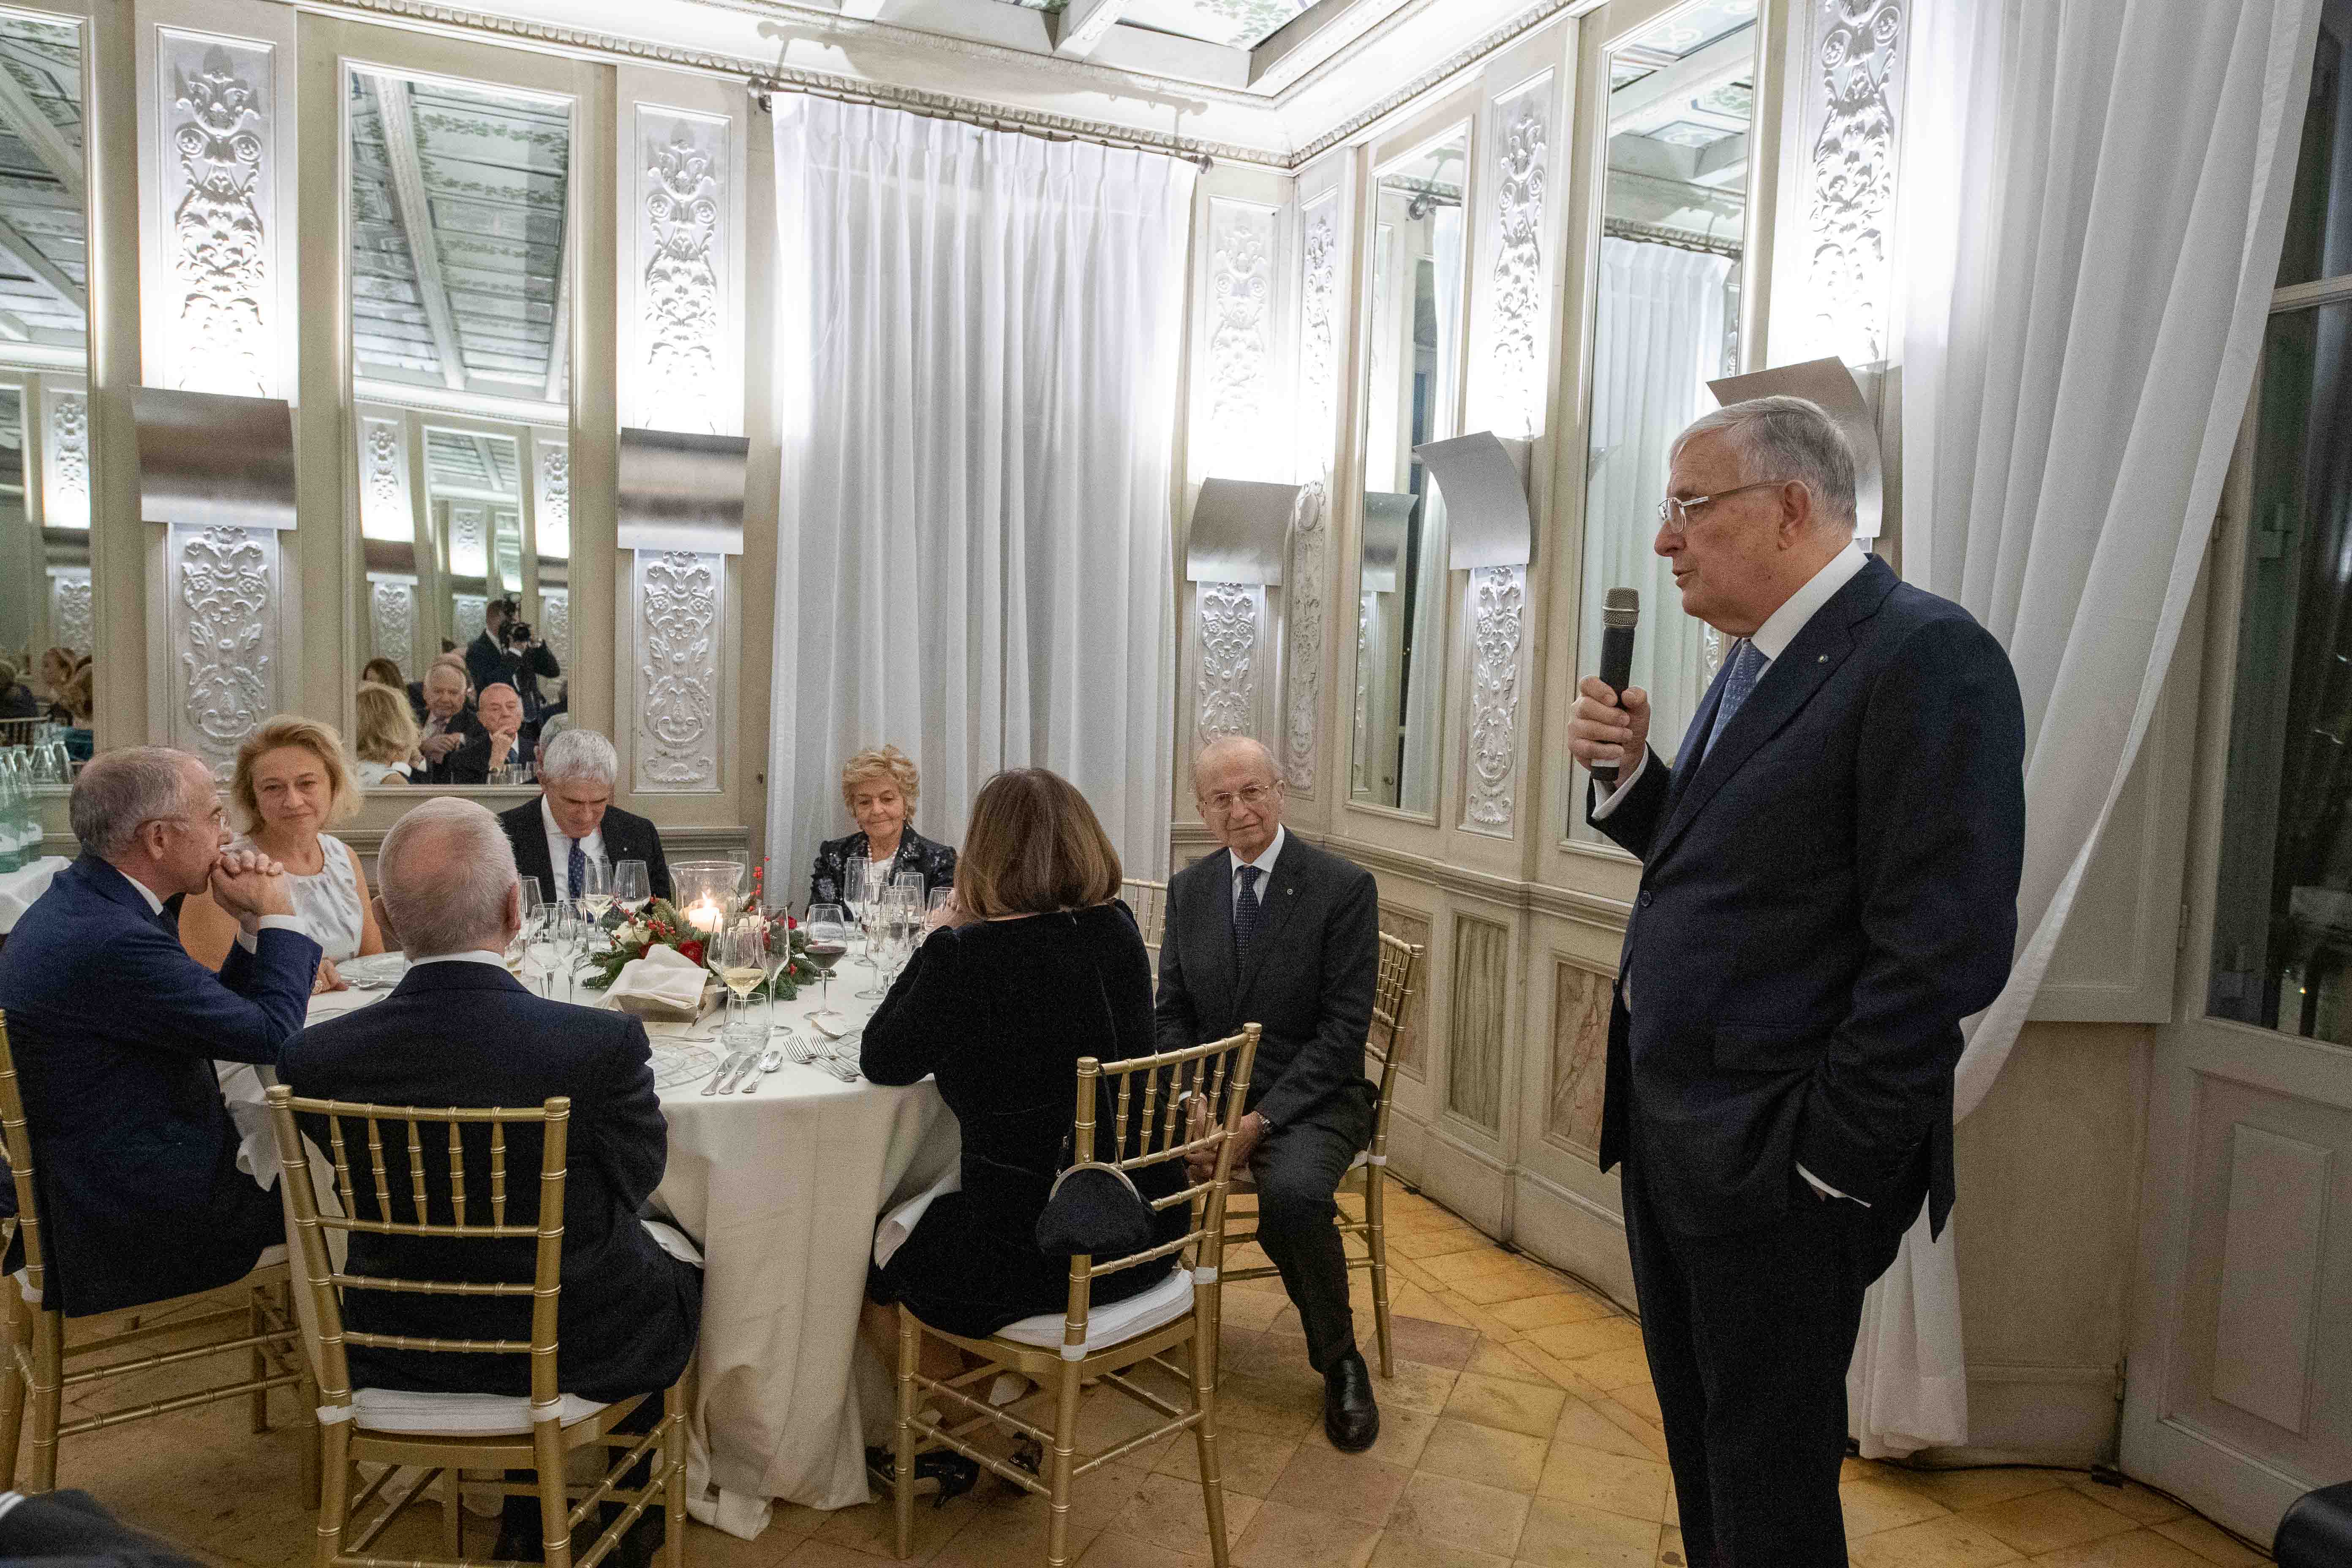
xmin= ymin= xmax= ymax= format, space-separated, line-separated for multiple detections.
xmin=1592 ymin=588 xmax=1640 ymax=788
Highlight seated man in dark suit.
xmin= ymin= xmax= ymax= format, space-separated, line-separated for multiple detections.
xmin=284 ymin=797 xmax=698 ymax=1567
xmin=498 ymin=729 xmax=673 ymax=906
xmin=0 ymin=746 xmax=321 ymax=1316
xmin=443 ymin=683 xmax=532 ymax=783
xmin=1157 ymin=735 xmax=1382 ymax=1452
xmin=415 ymin=657 xmax=488 ymax=785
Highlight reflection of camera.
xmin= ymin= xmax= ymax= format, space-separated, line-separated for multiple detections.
xmin=502 ymin=621 xmax=534 ymax=646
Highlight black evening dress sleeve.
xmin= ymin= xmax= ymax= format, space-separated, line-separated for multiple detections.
xmin=862 ymin=903 xmax=1190 ymax=1337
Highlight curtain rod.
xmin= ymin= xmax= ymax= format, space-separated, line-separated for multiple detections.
xmin=750 ymin=79 xmax=1217 ymax=172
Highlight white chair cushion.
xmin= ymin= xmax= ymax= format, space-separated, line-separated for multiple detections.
xmin=349 ymin=1387 xmax=611 ymax=1435
xmin=996 ymin=1266 xmax=1197 ymax=1354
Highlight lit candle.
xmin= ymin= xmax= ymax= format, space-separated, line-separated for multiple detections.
xmin=686 ymin=896 xmax=723 ymax=934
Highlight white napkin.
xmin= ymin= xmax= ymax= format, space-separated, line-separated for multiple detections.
xmin=608 ymin=945 xmax=710 ymax=1021
xmin=872 ymin=1166 xmax=961 ymax=1271
xmin=0 ymin=856 xmax=68 ymax=935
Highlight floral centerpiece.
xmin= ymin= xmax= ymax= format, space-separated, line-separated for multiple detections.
xmin=583 ymin=897 xmax=819 ymax=1001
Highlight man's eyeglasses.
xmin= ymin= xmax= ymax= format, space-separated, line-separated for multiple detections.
xmin=1655 ymin=479 xmax=1798 ymax=539
xmin=1200 ymin=782 xmax=1276 ymax=815
xmin=141 ymin=806 xmax=226 ymax=836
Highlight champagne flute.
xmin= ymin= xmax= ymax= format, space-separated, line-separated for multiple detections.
xmin=614 ymin=860 xmax=650 ymax=919
xmin=804 ymin=904 xmax=849 ymax=1010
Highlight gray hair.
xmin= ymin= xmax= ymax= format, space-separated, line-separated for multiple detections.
xmin=378 ymin=797 xmax=517 ymax=959
xmin=539 ymin=727 xmax=618 ymax=790
xmin=1673 ymin=395 xmax=1857 ymax=530
xmin=72 ymin=746 xmax=207 ymax=860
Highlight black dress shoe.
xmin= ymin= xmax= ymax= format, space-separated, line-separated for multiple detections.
xmin=1323 ymin=1349 xmax=1380 ymax=1453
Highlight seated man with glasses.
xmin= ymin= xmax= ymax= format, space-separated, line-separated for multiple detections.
xmin=1155 ymin=735 xmax=1384 ymax=1453
xmin=0 ymin=746 xmax=321 ymax=1315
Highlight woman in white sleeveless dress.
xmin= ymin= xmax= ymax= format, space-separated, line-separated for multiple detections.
xmin=181 ymin=716 xmax=385 ymax=993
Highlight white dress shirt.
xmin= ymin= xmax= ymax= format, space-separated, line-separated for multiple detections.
xmin=411 ymin=949 xmax=508 ymax=969
xmin=1229 ymin=824 xmax=1286 ymax=914
xmin=128 ymin=871 xmax=303 ymax=955
xmin=541 ymin=796 xmax=605 ymax=903
xmin=1595 ymin=541 xmax=1873 ymax=1206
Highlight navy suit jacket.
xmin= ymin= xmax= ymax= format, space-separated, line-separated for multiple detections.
xmin=499 ymin=800 xmax=673 ymax=906
xmin=0 ymin=855 xmax=321 ymax=1315
xmin=1591 ymin=556 xmax=2025 ymax=1239
xmin=1154 ymin=834 xmax=1380 ymax=1135
xmin=282 ymin=962 xmax=697 ymax=1400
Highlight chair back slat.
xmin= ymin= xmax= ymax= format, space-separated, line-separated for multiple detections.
xmin=0 ymin=1014 xmax=49 ymax=1301
xmin=1366 ymin=933 xmax=1422 ymax=1162
xmin=1120 ymin=878 xmax=1168 ymax=965
xmin=264 ymin=1088 xmax=573 ymax=1418
xmin=1057 ymin=1027 xmax=1259 ymax=1356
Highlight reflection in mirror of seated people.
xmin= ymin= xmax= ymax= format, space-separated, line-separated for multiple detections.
xmin=498 ymin=727 xmax=673 ymax=906
xmin=38 ymin=647 xmax=79 ymax=727
xmin=808 ymin=743 xmax=958 ymax=908
xmin=445 ymin=681 xmax=531 ymax=782
xmin=57 ymin=666 xmax=92 ymax=763
xmin=0 ymin=746 xmax=320 ymax=1316
xmin=282 ymin=797 xmax=699 ymax=1568
xmin=467 ymin=597 xmax=562 ymax=730
xmin=178 ymin=716 xmax=387 ymax=996
xmin=354 ymin=679 xmax=422 ymax=787
xmin=0 ymin=659 xmax=38 ymax=721
xmin=414 ymin=656 xmax=487 ymax=785
xmin=1154 ymin=734 xmax=1385 ymax=1453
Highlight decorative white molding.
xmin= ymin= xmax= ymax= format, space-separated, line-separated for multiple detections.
xmin=370 ymin=576 xmax=416 ymax=667
xmin=536 ymin=440 xmax=572 ymax=557
xmin=1487 ymin=78 xmax=1550 ymax=437
xmin=1197 ymin=581 xmax=1260 ymax=742
xmin=450 ymin=504 xmax=487 ymax=579
xmin=634 ymin=107 xmax=727 ymax=435
xmin=1206 ymin=200 xmax=1277 ymax=476
xmin=1284 ymin=485 xmax=1326 ymax=792
xmin=169 ymin=525 xmax=277 ymax=773
xmin=358 ymin=414 xmax=410 ymax=541
xmin=635 ymin=549 xmax=722 ymax=791
xmin=1298 ymin=199 xmax=1339 ymax=451
xmin=44 ymin=387 xmax=86 ymax=529
xmin=1802 ymin=0 xmax=1903 ymax=366
xmin=452 ymin=592 xmax=487 ymax=648
xmin=157 ymin=30 xmax=275 ymax=397
xmin=1464 ymin=564 xmax=1523 ymax=833
xmin=46 ymin=568 xmax=90 ymax=656
xmin=540 ymin=586 xmax=571 ymax=671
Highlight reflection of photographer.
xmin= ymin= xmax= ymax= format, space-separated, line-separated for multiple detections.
xmin=466 ymin=597 xmax=562 ymax=722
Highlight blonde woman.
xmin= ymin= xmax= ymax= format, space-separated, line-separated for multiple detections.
xmin=181 ymin=715 xmax=384 ymax=991
xmin=354 ymin=681 xmax=422 ymax=787
xmin=806 ymin=743 xmax=958 ymax=908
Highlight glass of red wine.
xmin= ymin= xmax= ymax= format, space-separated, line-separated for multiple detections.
xmin=804 ymin=903 xmax=849 ymax=1010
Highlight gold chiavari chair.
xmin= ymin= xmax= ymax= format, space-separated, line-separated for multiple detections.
xmin=0 ymin=719 xmax=41 ymax=750
xmin=1119 ymin=878 xmax=1168 ymax=972
xmin=885 ymin=1026 xmax=1261 ymax=1568
xmin=264 ymin=1086 xmax=687 ymax=1568
xmin=1220 ymin=933 xmax=1421 ymax=1377
xmin=0 ymin=1012 xmax=314 ymax=1495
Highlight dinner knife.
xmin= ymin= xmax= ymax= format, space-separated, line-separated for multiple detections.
xmin=701 ymin=1049 xmax=751 ymax=1096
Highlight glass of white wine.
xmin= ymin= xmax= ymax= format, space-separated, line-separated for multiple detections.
xmin=718 ymin=919 xmax=768 ymax=1048
xmin=578 ymin=858 xmax=615 ymax=951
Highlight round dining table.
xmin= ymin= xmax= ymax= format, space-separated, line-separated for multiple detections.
xmin=255 ymin=956 xmax=957 ymax=1541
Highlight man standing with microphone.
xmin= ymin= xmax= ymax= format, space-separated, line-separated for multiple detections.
xmin=1568 ymin=396 xmax=2025 ymax=1567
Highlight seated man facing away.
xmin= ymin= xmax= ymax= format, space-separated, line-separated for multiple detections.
xmin=283 ymin=798 xmax=698 ymax=1567
xmin=0 ymin=747 xmax=321 ymax=1316
xmin=498 ymin=729 xmax=673 ymax=905
xmin=1157 ymin=735 xmax=1383 ymax=1452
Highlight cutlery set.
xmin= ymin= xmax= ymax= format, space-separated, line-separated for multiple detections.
xmin=698 ymin=1030 xmax=862 ymax=1094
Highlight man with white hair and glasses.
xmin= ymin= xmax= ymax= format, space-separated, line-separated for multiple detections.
xmin=283 ymin=797 xmax=697 ymax=1568
xmin=497 ymin=728 xmax=673 ymax=906
xmin=0 ymin=746 xmax=321 ymax=1316
xmin=1568 ymin=396 xmax=2026 ymax=1566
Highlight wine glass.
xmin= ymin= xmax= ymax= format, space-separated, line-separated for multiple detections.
xmin=614 ymin=860 xmax=651 ymax=919
xmin=724 ymin=849 xmax=750 ymax=898
xmin=717 ymin=919 xmax=767 ymax=1046
xmin=893 ymin=869 xmax=925 ymax=901
xmin=578 ymin=858 xmax=614 ymax=928
xmin=926 ymin=887 xmax=956 ymax=928
xmin=518 ymin=876 xmax=545 ymax=931
xmin=760 ymin=919 xmax=790 ymax=1032
xmin=846 ymin=860 xmax=884 ymax=968
xmin=860 ymin=886 xmax=917 ymax=1000
xmin=804 ymin=904 xmax=849 ymax=1009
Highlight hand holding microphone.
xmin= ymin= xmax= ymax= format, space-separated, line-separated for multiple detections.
xmin=1570 ymin=588 xmax=1649 ymax=788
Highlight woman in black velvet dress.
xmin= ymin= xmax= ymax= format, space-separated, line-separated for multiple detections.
xmin=860 ymin=768 xmax=1187 ymax=1339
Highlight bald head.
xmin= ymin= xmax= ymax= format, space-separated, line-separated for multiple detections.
xmin=478 ymin=683 xmax=523 ymax=736
xmin=1194 ymin=735 xmax=1284 ymax=860
xmin=378 ymin=797 xmax=519 ymax=958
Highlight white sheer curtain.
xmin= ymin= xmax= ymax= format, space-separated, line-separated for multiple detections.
xmin=1580 ymin=237 xmax=1732 ymax=820
xmin=1848 ymin=0 xmax=2320 ymax=1456
xmin=767 ymin=97 xmax=1196 ymax=887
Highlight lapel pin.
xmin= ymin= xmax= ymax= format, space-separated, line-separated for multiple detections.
xmin=1817 ymin=654 xmax=1827 ymax=663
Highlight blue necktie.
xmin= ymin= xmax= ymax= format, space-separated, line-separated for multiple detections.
xmin=1702 ymin=639 xmax=1769 ymax=762
xmin=567 ymin=838 xmax=586 ymax=903
xmin=1235 ymin=865 xmax=1268 ymax=960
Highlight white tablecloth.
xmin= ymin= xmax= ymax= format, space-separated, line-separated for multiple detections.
xmin=260 ymin=964 xmax=955 ymax=1541
xmin=0 ymin=856 xmax=69 ymax=933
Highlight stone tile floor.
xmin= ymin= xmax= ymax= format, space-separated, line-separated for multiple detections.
xmin=49 ymin=1187 xmax=2272 ymax=1567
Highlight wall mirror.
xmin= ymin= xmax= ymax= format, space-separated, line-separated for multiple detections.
xmin=1571 ymin=0 xmax=1757 ymax=842
xmin=0 ymin=8 xmax=87 ymax=774
xmin=346 ymin=64 xmax=574 ymax=787
xmin=1351 ymin=125 xmax=1470 ymax=816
